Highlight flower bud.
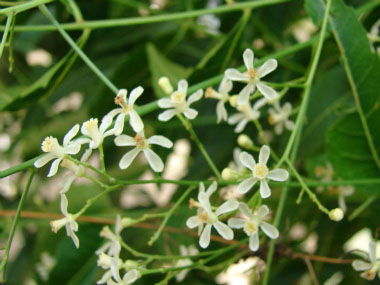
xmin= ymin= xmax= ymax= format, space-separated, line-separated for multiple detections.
xmin=229 ymin=95 xmax=239 ymax=107
xmin=121 ymin=217 xmax=136 ymax=227
xmin=158 ymin=77 xmax=173 ymax=94
xmin=221 ymin=168 xmax=239 ymax=181
xmin=237 ymin=134 xmax=254 ymax=149
xmin=329 ymin=208 xmax=344 ymax=222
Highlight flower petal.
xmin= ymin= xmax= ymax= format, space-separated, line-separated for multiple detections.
xmin=216 ymin=100 xmax=227 ymax=123
xmin=259 ymin=145 xmax=270 ymax=165
xmin=249 ymin=233 xmax=259 ymax=251
xmin=238 ymin=84 xmax=254 ymax=106
xmin=369 ymin=240 xmax=377 ymax=263
xmin=63 ymin=124 xmax=80 ymax=146
xmin=123 ymin=269 xmax=139 ymax=284
xmin=260 ymin=180 xmax=271 ymax=199
xmin=239 ymin=202 xmax=253 ymax=218
xmin=114 ymin=135 xmax=135 ymax=146
xmin=183 ymin=108 xmax=198 ymax=120
xmin=158 ymin=109 xmax=178 ymax=121
xmin=237 ymin=177 xmax=257 ymax=194
xmin=206 ymin=181 xmax=217 ymax=197
xmin=199 ymin=224 xmax=212 ymax=248
xmin=119 ymin=148 xmax=140 ymax=169
xmin=243 ymin=48 xmax=254 ymax=70
xmin=60 ymin=193 xmax=68 ymax=215
xmin=148 ymin=135 xmax=173 ymax=148
xmin=225 ymin=68 xmax=249 ymax=82
xmin=228 ymin=218 xmax=246 ymax=229
xmin=187 ymin=89 xmax=203 ymax=105
xmin=257 ymin=205 xmax=269 ymax=218
xmin=114 ymin=113 xmax=125 ymax=136
xmin=260 ymin=222 xmax=279 ymax=239
xmin=214 ymin=221 xmax=233 ymax=240
xmin=219 ymin=77 xmax=232 ymax=94
xmin=352 ymin=260 xmax=372 ymax=271
xmin=128 ymin=86 xmax=143 ymax=106
xmin=239 ymin=151 xmax=256 ymax=171
xmin=129 ymin=110 xmax=144 ymax=133
xmin=235 ymin=118 xmax=249 ymax=133
xmin=215 ymin=199 xmax=238 ymax=216
xmin=67 ymin=226 xmax=80 ymax=248
xmin=267 ymin=168 xmax=289 ymax=181
xmin=285 ymin=120 xmax=295 ymax=131
xmin=178 ymin=79 xmax=188 ymax=94
xmin=60 ymin=175 xmax=76 ymax=194
xmin=228 ymin=113 xmax=244 ymax=125
xmin=158 ymin=98 xmax=174 ymax=108
xmin=257 ymin=59 xmax=277 ymax=78
xmin=257 ymin=82 xmax=278 ymax=101
xmin=34 ymin=153 xmax=55 ymax=168
xmin=48 ymin=158 xmax=62 ymax=177
xmin=186 ymin=216 xmax=202 ymax=229
xmin=143 ymin=148 xmax=164 ymax=172
xmin=198 ymin=192 xmax=212 ymax=212
xmin=65 ymin=143 xmax=81 ymax=155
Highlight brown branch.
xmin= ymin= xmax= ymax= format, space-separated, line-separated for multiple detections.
xmin=304 ymin=257 xmax=319 ymax=285
xmin=292 ymin=252 xmax=354 ymax=264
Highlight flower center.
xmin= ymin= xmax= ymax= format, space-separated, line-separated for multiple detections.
xmin=268 ymin=115 xmax=276 ymax=125
xmin=248 ymin=68 xmax=257 ymax=80
xmin=171 ymin=91 xmax=186 ymax=104
xmin=244 ymin=220 xmax=257 ymax=235
xmin=133 ymin=134 xmax=147 ymax=149
xmin=198 ymin=211 xmax=209 ymax=223
xmin=41 ymin=136 xmax=65 ymax=158
xmin=83 ymin=118 xmax=100 ymax=139
xmin=115 ymin=94 xmax=127 ymax=109
xmin=253 ymin=163 xmax=268 ymax=180
xmin=363 ymin=269 xmax=375 ymax=280
xmin=198 ymin=211 xmax=217 ymax=224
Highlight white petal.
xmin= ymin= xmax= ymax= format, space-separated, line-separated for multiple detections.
xmin=60 ymin=175 xmax=75 ymax=194
xmin=239 ymin=203 xmax=253 ymax=218
xmin=206 ymin=181 xmax=217 ymax=197
xmin=186 ymin=216 xmax=202 ymax=229
xmin=143 ymin=148 xmax=164 ymax=172
xmin=285 ymin=120 xmax=295 ymax=131
xmin=225 ymin=68 xmax=249 ymax=82
xmin=123 ymin=269 xmax=139 ymax=284
xmin=183 ymin=108 xmax=198 ymax=120
xmin=219 ymin=77 xmax=232 ymax=94
xmin=63 ymin=124 xmax=80 ymax=146
xmin=110 ymin=258 xmax=122 ymax=282
xmin=97 ymin=271 xmax=112 ymax=284
xmin=243 ymin=48 xmax=254 ymax=70
xmin=34 ymin=153 xmax=55 ymax=168
xmin=259 ymin=145 xmax=270 ymax=164
xmin=260 ymin=222 xmax=279 ymax=239
xmin=100 ymin=114 xmax=114 ymax=134
xmin=67 ymin=226 xmax=80 ymax=248
xmin=81 ymin=148 xmax=92 ymax=162
xmin=369 ymin=240 xmax=377 ymax=263
xmin=228 ymin=113 xmax=244 ymax=125
xmin=239 ymin=151 xmax=256 ymax=171
xmin=257 ymin=205 xmax=269 ymax=218
xmin=60 ymin=193 xmax=69 ymax=215
xmin=228 ymin=218 xmax=245 ymax=229
xmin=158 ymin=109 xmax=177 ymax=121
xmin=214 ymin=221 xmax=233 ymax=240
xmin=237 ymin=177 xmax=257 ymax=194
xmin=216 ymin=101 xmax=227 ymax=123
xmin=253 ymin=97 xmax=267 ymax=110
xmin=65 ymin=143 xmax=81 ymax=155
xmin=114 ymin=113 xmax=125 ymax=136
xmin=238 ymin=84 xmax=254 ymax=106
xmin=48 ymin=158 xmax=62 ymax=177
xmin=235 ymin=118 xmax=249 ymax=133
xmin=249 ymin=233 xmax=259 ymax=251
xmin=104 ymin=108 xmax=122 ymax=122
xmin=158 ymin=98 xmax=174 ymax=108
xmin=128 ymin=86 xmax=143 ymax=106
xmin=198 ymin=192 xmax=212 ymax=212
xmin=129 ymin=110 xmax=144 ymax=132
xmin=178 ymin=79 xmax=188 ymax=94
xmin=215 ymin=199 xmax=238 ymax=216
xmin=352 ymin=260 xmax=372 ymax=271
xmin=267 ymin=168 xmax=289 ymax=181
xmin=187 ymin=89 xmax=203 ymax=105
xmin=257 ymin=82 xmax=278 ymax=101
xmin=119 ymin=148 xmax=140 ymax=169
xmin=274 ymin=123 xmax=283 ymax=135
xmin=257 ymin=59 xmax=277 ymax=78
xmin=114 ymin=135 xmax=135 ymax=146
xmin=148 ymin=135 xmax=173 ymax=148
xmin=260 ymin=180 xmax=271 ymax=199
xmin=199 ymin=224 xmax=212 ymax=248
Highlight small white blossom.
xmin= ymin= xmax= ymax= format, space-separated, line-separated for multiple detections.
xmin=228 ymin=100 xmax=265 ymax=133
xmin=158 ymin=79 xmax=203 ymax=121
xmin=115 ymin=130 xmax=173 ymax=172
xmin=205 ymin=77 xmax=232 ymax=123
xmin=237 ymin=145 xmax=288 ymax=198
xmin=186 ymin=182 xmax=239 ymax=248
xmin=106 ymin=87 xmax=144 ymax=135
xmin=97 ymin=215 xmax=123 ymax=257
xmin=225 ymin=48 xmax=278 ymax=106
xmin=34 ymin=124 xmax=82 ymax=177
xmin=228 ymin=203 xmax=279 ymax=251
xmin=175 ymin=245 xmax=199 ymax=282
xmin=35 ymin=252 xmax=56 ymax=281
xmin=80 ymin=117 xmax=115 ymax=149
xmin=352 ymin=240 xmax=380 ymax=280
xmin=50 ymin=194 xmax=79 ymax=248
xmin=268 ymin=101 xmax=295 ymax=135
xmin=329 ymin=208 xmax=344 ymax=222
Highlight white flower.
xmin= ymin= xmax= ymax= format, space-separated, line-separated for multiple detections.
xmin=227 ymin=100 xmax=265 ymax=133
xmin=105 ymin=87 xmax=144 ymax=135
xmin=329 ymin=208 xmax=344 ymax=222
xmin=237 ymin=145 xmax=288 ymax=198
xmin=352 ymin=240 xmax=380 ymax=280
xmin=205 ymin=77 xmax=232 ymax=123
xmin=108 ymin=258 xmax=139 ymax=285
xmin=268 ymin=101 xmax=295 ymax=135
xmin=228 ymin=203 xmax=279 ymax=251
xmin=50 ymin=194 xmax=79 ymax=248
xmin=60 ymin=148 xmax=92 ymax=194
xmin=34 ymin=124 xmax=82 ymax=177
xmin=97 ymin=215 xmax=123 ymax=257
xmin=158 ymin=79 xmax=203 ymax=121
xmin=115 ymin=130 xmax=173 ymax=172
xmin=186 ymin=182 xmax=239 ymax=248
xmin=35 ymin=252 xmax=56 ymax=281
xmin=176 ymin=245 xmax=199 ymax=282
xmin=225 ymin=48 xmax=278 ymax=106
xmin=80 ymin=117 xmax=115 ymax=149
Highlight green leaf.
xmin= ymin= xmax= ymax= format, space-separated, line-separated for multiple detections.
xmin=327 ymin=0 xmax=380 ymax=174
xmin=305 ymin=0 xmax=324 ymax=26
xmin=146 ymin=43 xmax=192 ymax=98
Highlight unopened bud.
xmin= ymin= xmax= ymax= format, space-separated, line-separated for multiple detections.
xmin=158 ymin=77 xmax=173 ymax=94
xmin=329 ymin=208 xmax=344 ymax=222
xmin=221 ymin=168 xmax=239 ymax=181
xmin=121 ymin=217 xmax=136 ymax=227
xmin=237 ymin=134 xmax=254 ymax=149
xmin=229 ymin=95 xmax=239 ymax=107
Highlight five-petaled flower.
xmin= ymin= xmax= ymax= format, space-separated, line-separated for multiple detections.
xmin=115 ymin=130 xmax=173 ymax=172
xmin=158 ymin=79 xmax=203 ymax=121
xmin=228 ymin=100 xmax=264 ymax=133
xmin=268 ymin=101 xmax=295 ymax=135
xmin=205 ymin=77 xmax=232 ymax=123
xmin=352 ymin=240 xmax=380 ymax=280
xmin=225 ymin=48 xmax=278 ymax=106
xmin=34 ymin=124 xmax=82 ymax=177
xmin=97 ymin=215 xmax=123 ymax=257
xmin=237 ymin=145 xmax=288 ymax=198
xmin=228 ymin=203 xmax=279 ymax=251
xmin=186 ymin=182 xmax=239 ymax=248
xmin=80 ymin=116 xmax=115 ymax=149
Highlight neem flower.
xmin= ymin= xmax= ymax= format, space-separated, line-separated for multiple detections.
xmin=352 ymin=240 xmax=380 ymax=280
xmin=205 ymin=77 xmax=232 ymax=123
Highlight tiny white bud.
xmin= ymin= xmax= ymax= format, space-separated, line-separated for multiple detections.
xmin=221 ymin=168 xmax=239 ymax=181
xmin=237 ymin=134 xmax=254 ymax=149
xmin=158 ymin=77 xmax=173 ymax=94
xmin=329 ymin=208 xmax=344 ymax=222
xmin=229 ymin=95 xmax=239 ymax=107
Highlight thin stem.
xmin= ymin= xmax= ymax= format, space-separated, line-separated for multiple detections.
xmin=0 ymin=169 xmax=35 ymax=282
xmin=0 ymin=13 xmax=12 ymax=61
xmin=7 ymin=12 xmax=15 ymax=72
xmin=39 ymin=5 xmax=118 ymax=94
xmin=348 ymin=195 xmax=378 ymax=221
xmin=0 ymin=0 xmax=52 ymax=15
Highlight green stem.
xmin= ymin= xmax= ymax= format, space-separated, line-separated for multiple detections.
xmin=348 ymin=195 xmax=378 ymax=221
xmin=7 ymin=12 xmax=15 ymax=72
xmin=0 ymin=13 xmax=12 ymax=61
xmin=0 ymin=0 xmax=52 ymax=15
xmin=148 ymin=186 xmax=195 ymax=246
xmin=0 ymin=169 xmax=35 ymax=282
xmin=39 ymin=5 xmax=118 ymax=94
